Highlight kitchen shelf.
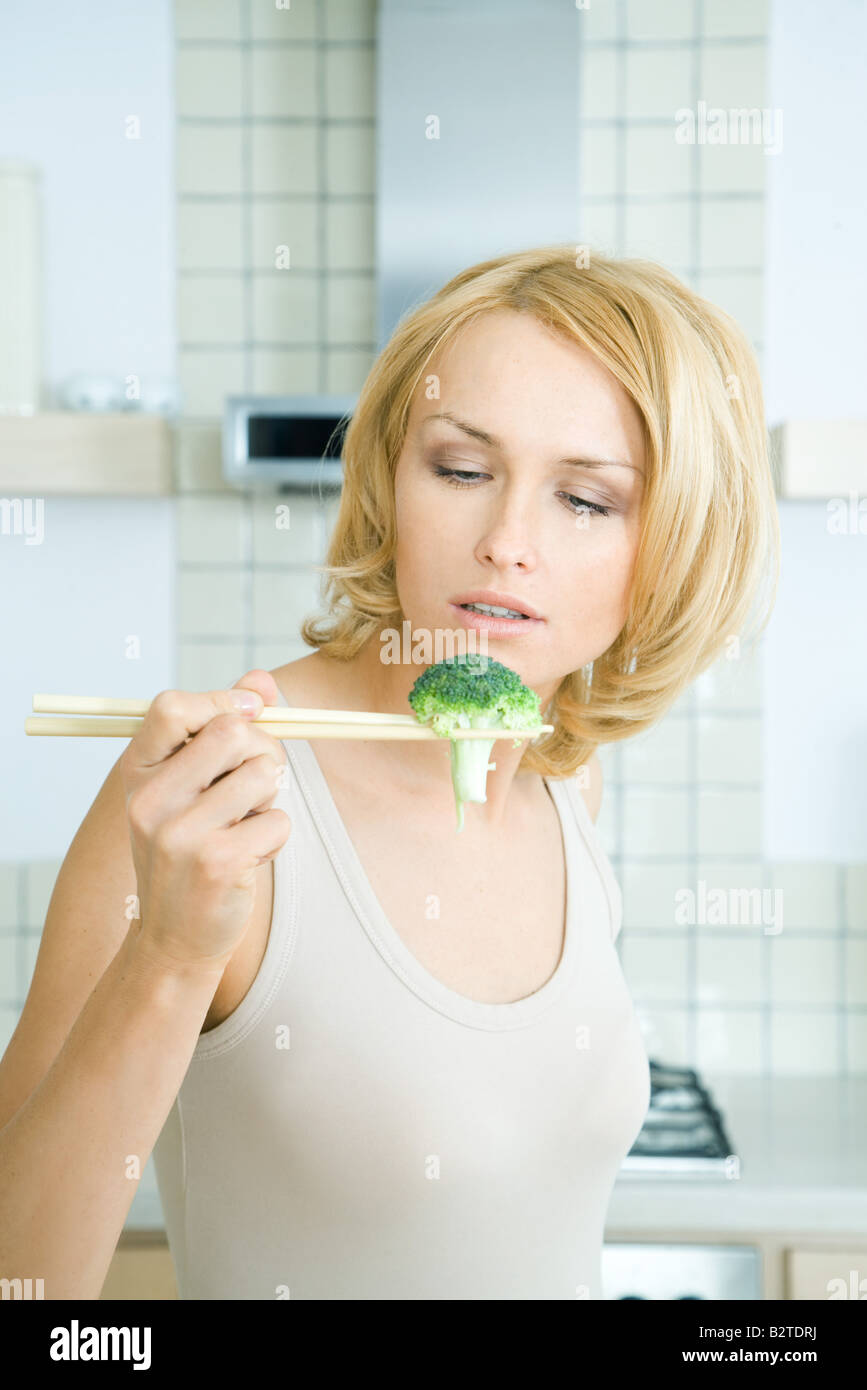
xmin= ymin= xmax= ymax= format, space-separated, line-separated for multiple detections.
xmin=0 ymin=411 xmax=172 ymax=494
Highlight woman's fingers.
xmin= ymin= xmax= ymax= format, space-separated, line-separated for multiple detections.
xmin=182 ymin=752 xmax=286 ymax=835
xmin=124 ymin=686 xmax=263 ymax=771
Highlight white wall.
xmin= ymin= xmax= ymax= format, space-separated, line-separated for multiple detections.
xmin=2 ymin=500 xmax=176 ymax=862
xmin=0 ymin=1 xmax=177 ymax=860
xmin=764 ymin=0 xmax=867 ymax=423
xmin=762 ymin=501 xmax=867 ymax=863
xmin=760 ymin=1 xmax=867 ymax=863
xmin=0 ymin=0 xmax=176 ymax=400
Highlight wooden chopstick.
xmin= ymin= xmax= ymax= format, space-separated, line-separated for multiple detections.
xmin=24 ymin=715 xmax=553 ymax=741
xmin=28 ymin=694 xmax=552 ymax=741
xmin=32 ymin=694 xmax=420 ymax=724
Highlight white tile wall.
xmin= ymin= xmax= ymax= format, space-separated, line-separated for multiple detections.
xmin=621 ymin=934 xmax=691 ymax=1001
xmin=583 ymin=0 xmax=618 ymax=43
xmin=251 ymin=126 xmax=319 ymax=196
xmin=699 ymin=197 xmax=765 ymax=269
xmin=623 ymin=788 xmax=691 ymax=855
xmin=251 ymin=347 xmax=320 ymax=394
xmin=250 ymin=0 xmax=318 ymax=42
xmin=624 ymin=48 xmax=693 ymax=119
xmin=704 ymin=0 xmax=769 ymax=39
xmin=625 ymin=0 xmax=695 ymax=42
xmin=771 ymin=1012 xmax=840 ymax=1076
xmin=179 ymin=569 xmax=246 ymax=637
xmin=621 ymin=862 xmax=693 ymax=929
xmin=175 ymin=0 xmax=242 ymax=41
xmin=696 ymin=936 xmax=764 ymax=1005
xmin=177 ymin=127 xmax=244 ymax=195
xmin=579 ymin=199 xmax=619 ymax=252
xmin=250 ymin=49 xmax=317 ymax=119
xmin=634 ymin=1006 xmax=691 ymax=1065
xmin=699 ymin=42 xmax=767 ymax=108
xmin=847 ymin=868 xmax=867 ymax=929
xmin=770 ymin=937 xmax=840 ymax=1006
xmin=178 ymin=642 xmax=248 ymax=692
xmin=0 ymin=866 xmax=17 ymax=927
xmin=250 ymin=202 xmax=319 ymax=270
xmin=175 ymin=48 xmax=244 ymax=117
xmin=848 ymin=1015 xmax=867 ymax=1071
xmin=178 ymin=348 xmax=246 ymax=416
xmin=624 ymin=126 xmax=694 ymax=197
xmin=696 ymin=715 xmax=762 ymax=783
xmin=252 ymin=275 xmax=319 ymax=342
xmin=176 ymin=494 xmax=246 ymax=565
xmin=698 ymin=140 xmax=766 ymax=196
xmin=178 ymin=277 xmax=246 ymax=344
xmin=0 ymin=937 xmax=17 ymax=1000
xmin=845 ymin=941 xmax=867 ymax=1007
xmin=324 ymin=48 xmax=375 ymax=119
xmin=580 ymin=46 xmax=619 ymax=121
xmin=767 ymin=864 xmax=840 ymax=931
xmin=694 ymin=644 xmax=762 ymax=708
xmin=695 ymin=1009 xmax=763 ymax=1074
xmin=178 ymin=201 xmax=245 ymax=271
xmin=581 ymin=127 xmax=620 ymax=200
xmin=621 ymin=717 xmax=690 ymax=783
xmin=697 ymin=789 xmax=762 ymax=856
xmin=697 ymin=270 xmax=764 ymax=342
xmin=251 ymin=493 xmax=323 ymax=564
xmin=623 ymin=198 xmax=693 ymax=265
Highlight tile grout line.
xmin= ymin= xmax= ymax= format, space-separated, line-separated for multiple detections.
xmin=240 ymin=0 xmax=254 ymax=671
xmin=318 ymin=0 xmax=328 ymax=393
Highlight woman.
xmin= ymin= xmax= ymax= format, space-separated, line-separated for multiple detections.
xmin=0 ymin=246 xmax=779 ymax=1300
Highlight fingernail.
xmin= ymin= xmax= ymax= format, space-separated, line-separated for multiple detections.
xmin=230 ymin=690 xmax=261 ymax=715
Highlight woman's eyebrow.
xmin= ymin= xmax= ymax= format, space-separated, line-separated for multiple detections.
xmin=420 ymin=411 xmax=643 ymax=474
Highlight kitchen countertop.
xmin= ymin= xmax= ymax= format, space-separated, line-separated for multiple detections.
xmin=605 ymin=1075 xmax=867 ymax=1238
xmin=124 ymin=1075 xmax=867 ymax=1240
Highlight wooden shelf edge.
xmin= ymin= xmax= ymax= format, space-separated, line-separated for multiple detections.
xmin=0 ymin=412 xmax=174 ymax=495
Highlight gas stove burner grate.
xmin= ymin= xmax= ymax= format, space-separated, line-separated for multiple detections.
xmin=621 ymin=1059 xmax=736 ymax=1172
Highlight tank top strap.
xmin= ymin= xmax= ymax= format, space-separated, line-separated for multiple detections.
xmin=551 ymin=771 xmax=623 ymax=944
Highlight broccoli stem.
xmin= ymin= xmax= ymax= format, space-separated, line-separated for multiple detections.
xmin=448 ymin=714 xmax=500 ymax=832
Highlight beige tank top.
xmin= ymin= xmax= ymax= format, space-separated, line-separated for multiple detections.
xmin=152 ymin=685 xmax=650 ymax=1299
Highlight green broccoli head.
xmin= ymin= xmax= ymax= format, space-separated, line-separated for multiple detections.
xmin=408 ymin=654 xmax=543 ymax=831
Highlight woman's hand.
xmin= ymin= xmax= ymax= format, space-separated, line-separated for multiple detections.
xmin=119 ymin=669 xmax=292 ymax=973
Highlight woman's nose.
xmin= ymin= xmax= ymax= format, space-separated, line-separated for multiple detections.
xmin=473 ymin=500 xmax=539 ymax=572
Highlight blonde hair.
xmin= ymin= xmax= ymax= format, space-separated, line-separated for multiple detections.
xmin=301 ymin=244 xmax=780 ymax=779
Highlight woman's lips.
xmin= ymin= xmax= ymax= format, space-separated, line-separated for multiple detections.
xmin=448 ymin=602 xmax=544 ymax=637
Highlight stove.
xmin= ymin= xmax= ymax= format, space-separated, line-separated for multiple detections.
xmin=619 ymin=1059 xmax=736 ymax=1177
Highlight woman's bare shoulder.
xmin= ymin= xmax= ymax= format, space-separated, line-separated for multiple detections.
xmin=269 ymin=651 xmax=341 ymax=706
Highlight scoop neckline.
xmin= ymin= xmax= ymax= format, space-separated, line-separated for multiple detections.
xmin=273 ymin=682 xmax=582 ymax=1030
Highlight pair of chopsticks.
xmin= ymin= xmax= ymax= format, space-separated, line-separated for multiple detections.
xmin=25 ymin=695 xmax=554 ymax=742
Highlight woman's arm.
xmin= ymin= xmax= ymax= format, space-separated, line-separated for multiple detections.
xmin=0 ymin=924 xmax=225 ymax=1300
xmin=0 ymin=669 xmax=289 ymax=1299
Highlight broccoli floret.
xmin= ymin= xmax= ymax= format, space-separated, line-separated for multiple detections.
xmin=408 ymin=653 xmax=543 ymax=831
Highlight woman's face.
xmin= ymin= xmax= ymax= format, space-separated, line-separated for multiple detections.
xmin=392 ymin=308 xmax=647 ymax=705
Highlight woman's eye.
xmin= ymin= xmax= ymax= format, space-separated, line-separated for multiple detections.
xmin=561 ymin=493 xmax=610 ymax=517
xmin=432 ymin=464 xmax=487 ymax=486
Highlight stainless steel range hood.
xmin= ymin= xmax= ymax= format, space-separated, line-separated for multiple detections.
xmin=376 ymin=0 xmax=582 ymax=347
